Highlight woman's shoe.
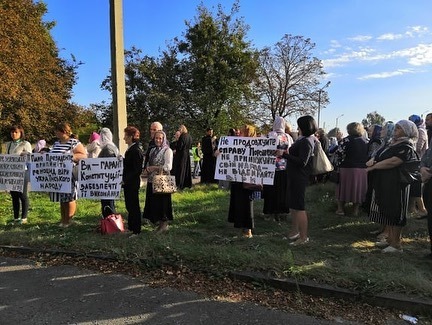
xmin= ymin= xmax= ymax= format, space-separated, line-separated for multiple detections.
xmin=288 ymin=233 xmax=300 ymax=240
xmin=290 ymin=237 xmax=309 ymax=246
xmin=382 ymin=245 xmax=403 ymax=253
xmin=242 ymin=229 xmax=253 ymax=238
xmin=335 ymin=210 xmax=345 ymax=216
xmin=155 ymin=222 xmax=169 ymax=233
xmin=375 ymin=239 xmax=389 ymax=248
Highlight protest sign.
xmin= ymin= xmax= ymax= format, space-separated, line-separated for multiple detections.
xmin=77 ymin=157 xmax=123 ymax=199
xmin=0 ymin=154 xmax=27 ymax=192
xmin=29 ymin=153 xmax=73 ymax=193
xmin=215 ymin=136 xmax=277 ymax=185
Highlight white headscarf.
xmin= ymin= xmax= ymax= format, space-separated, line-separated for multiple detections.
xmin=395 ymin=120 xmax=418 ymax=143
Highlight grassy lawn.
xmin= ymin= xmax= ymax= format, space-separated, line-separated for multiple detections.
xmin=1 ymin=182 xmax=431 ymax=298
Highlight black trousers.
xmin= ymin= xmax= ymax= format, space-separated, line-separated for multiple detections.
xmin=123 ymin=186 xmax=141 ymax=234
xmin=10 ymin=190 xmax=29 ymax=220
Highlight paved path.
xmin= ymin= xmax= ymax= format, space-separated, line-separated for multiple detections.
xmin=0 ymin=256 xmax=354 ymax=325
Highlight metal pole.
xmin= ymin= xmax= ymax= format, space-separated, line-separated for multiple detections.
xmin=317 ymin=90 xmax=322 ymax=128
xmin=316 ymin=81 xmax=330 ymax=128
xmin=110 ymin=0 xmax=128 ymax=154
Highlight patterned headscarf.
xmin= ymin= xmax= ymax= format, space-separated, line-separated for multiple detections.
xmin=154 ymin=130 xmax=169 ymax=148
xmin=381 ymin=121 xmax=395 ymax=145
xmin=395 ymin=120 xmax=418 ymax=143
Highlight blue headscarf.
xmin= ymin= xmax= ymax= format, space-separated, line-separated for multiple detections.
xmin=409 ymin=114 xmax=422 ymax=127
xmin=381 ymin=121 xmax=395 ymax=145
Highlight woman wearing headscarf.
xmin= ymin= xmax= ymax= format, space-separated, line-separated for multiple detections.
xmin=142 ymin=130 xmax=173 ymax=233
xmin=366 ymin=120 xmax=419 ymax=253
xmin=408 ymin=114 xmax=428 ymax=218
xmin=98 ymin=128 xmax=120 ymax=217
xmin=367 ymin=124 xmax=383 ymax=159
xmin=6 ymin=125 xmax=32 ymax=224
xmin=263 ymin=116 xmax=293 ymax=221
xmin=87 ymin=132 xmax=101 ymax=158
xmin=364 ymin=122 xmax=395 ymax=239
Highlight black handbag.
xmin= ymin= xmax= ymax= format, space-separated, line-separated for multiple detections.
xmin=399 ymin=160 xmax=421 ymax=185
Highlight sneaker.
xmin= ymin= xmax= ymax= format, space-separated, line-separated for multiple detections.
xmin=128 ymin=233 xmax=139 ymax=239
xmin=382 ymin=246 xmax=403 ymax=253
xmin=290 ymin=237 xmax=310 ymax=246
xmin=20 ymin=218 xmax=28 ymax=224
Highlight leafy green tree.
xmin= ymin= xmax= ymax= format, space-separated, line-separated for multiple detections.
xmin=361 ymin=111 xmax=386 ymax=129
xmin=176 ymin=2 xmax=259 ymax=134
xmin=101 ymin=2 xmax=259 ymax=143
xmin=0 ymin=0 xmax=81 ymax=143
xmin=254 ymin=34 xmax=328 ymax=122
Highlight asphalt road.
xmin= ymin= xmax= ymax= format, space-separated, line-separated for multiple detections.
xmin=0 ymin=256 xmax=355 ymax=325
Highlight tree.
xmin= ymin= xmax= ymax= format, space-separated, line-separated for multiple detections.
xmin=101 ymin=2 xmax=259 ymax=143
xmin=174 ymin=1 xmax=259 ymax=134
xmin=0 ymin=0 xmax=80 ymax=142
xmin=361 ymin=111 xmax=385 ymax=129
xmin=254 ymin=34 xmax=328 ymax=123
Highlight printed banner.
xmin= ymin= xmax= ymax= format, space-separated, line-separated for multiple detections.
xmin=215 ymin=136 xmax=277 ymax=185
xmin=29 ymin=153 xmax=73 ymax=193
xmin=0 ymin=155 xmax=27 ymax=192
xmin=77 ymin=157 xmax=123 ymax=199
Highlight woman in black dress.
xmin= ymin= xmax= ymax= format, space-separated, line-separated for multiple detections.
xmin=142 ymin=130 xmax=174 ymax=232
xmin=279 ymin=116 xmax=317 ymax=245
xmin=228 ymin=124 xmax=257 ymax=238
xmin=122 ymin=126 xmax=144 ymax=236
xmin=366 ymin=120 xmax=418 ymax=253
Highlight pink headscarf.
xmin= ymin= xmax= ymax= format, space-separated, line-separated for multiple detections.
xmin=89 ymin=132 xmax=100 ymax=143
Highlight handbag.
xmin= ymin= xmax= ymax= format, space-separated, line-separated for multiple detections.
xmin=152 ymin=173 xmax=177 ymax=194
xmin=243 ymin=182 xmax=263 ymax=191
xmin=399 ymin=160 xmax=421 ymax=185
xmin=100 ymin=213 xmax=125 ymax=234
xmin=311 ymin=141 xmax=334 ymax=175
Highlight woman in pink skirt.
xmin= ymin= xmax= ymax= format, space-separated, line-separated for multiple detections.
xmin=333 ymin=122 xmax=368 ymax=216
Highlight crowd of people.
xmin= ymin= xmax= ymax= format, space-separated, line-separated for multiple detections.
xmin=3 ymin=113 xmax=432 ymax=256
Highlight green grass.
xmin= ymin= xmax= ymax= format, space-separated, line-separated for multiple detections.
xmin=1 ymin=182 xmax=432 ymax=298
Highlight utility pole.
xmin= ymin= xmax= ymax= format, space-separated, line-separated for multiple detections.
xmin=317 ymin=81 xmax=331 ymax=128
xmin=109 ymin=0 xmax=127 ymax=154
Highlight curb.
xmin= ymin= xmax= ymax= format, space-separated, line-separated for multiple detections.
xmin=230 ymin=271 xmax=432 ymax=316
xmin=1 ymin=245 xmax=431 ymax=317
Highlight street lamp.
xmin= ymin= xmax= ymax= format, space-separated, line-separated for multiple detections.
xmin=317 ymin=81 xmax=331 ymax=128
xmin=336 ymin=114 xmax=344 ymax=128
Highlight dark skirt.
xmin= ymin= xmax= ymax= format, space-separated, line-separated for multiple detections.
xmin=142 ymin=182 xmax=173 ymax=224
xmin=263 ymin=170 xmax=289 ymax=214
xmin=287 ymin=169 xmax=308 ymax=211
xmin=228 ymin=182 xmax=254 ymax=229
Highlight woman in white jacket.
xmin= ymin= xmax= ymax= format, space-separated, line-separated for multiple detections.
xmin=6 ymin=125 xmax=32 ymax=224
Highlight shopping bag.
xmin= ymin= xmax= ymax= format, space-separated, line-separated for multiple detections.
xmin=100 ymin=213 xmax=125 ymax=234
xmin=311 ymin=141 xmax=334 ymax=175
xmin=152 ymin=174 xmax=177 ymax=194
